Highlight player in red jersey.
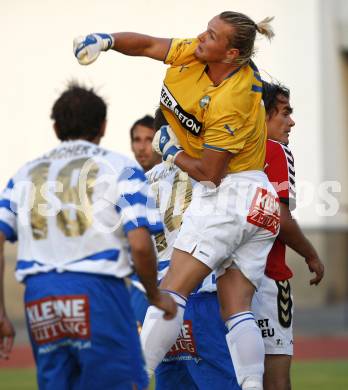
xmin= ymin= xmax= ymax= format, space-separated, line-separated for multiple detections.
xmin=252 ymin=81 xmax=325 ymax=390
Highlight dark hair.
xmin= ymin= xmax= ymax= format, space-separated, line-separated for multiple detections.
xmin=51 ymin=82 xmax=107 ymax=141
xmin=262 ymin=81 xmax=290 ymax=118
xmin=153 ymin=108 xmax=168 ymax=131
xmin=130 ymin=115 xmax=155 ymax=141
xmin=219 ymin=12 xmax=274 ymax=65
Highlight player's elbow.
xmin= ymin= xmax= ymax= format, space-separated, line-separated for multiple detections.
xmin=128 ymin=227 xmax=154 ymax=257
xmin=201 ymin=173 xmax=223 ymax=188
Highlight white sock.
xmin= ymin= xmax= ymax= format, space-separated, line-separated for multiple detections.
xmin=140 ymin=290 xmax=186 ymax=377
xmin=225 ymin=311 xmax=264 ymax=390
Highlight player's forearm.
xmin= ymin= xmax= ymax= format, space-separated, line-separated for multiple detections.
xmin=128 ymin=228 xmax=160 ymax=301
xmin=132 ymin=249 xmax=159 ymax=302
xmin=278 ymin=210 xmax=318 ymax=260
xmin=111 ymin=32 xmax=169 ymax=60
xmin=175 ymin=152 xmax=225 ymax=186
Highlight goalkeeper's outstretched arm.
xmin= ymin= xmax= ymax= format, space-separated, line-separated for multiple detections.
xmin=73 ymin=32 xmax=171 ymax=65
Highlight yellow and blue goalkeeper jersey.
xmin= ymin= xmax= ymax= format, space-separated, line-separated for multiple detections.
xmin=161 ymin=38 xmax=266 ymax=174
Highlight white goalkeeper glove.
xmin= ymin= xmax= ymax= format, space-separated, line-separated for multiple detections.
xmin=152 ymin=125 xmax=183 ymax=163
xmin=73 ymin=33 xmax=114 ymax=65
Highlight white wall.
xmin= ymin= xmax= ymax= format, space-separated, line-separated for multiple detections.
xmin=1 ymin=0 xmax=329 ymax=224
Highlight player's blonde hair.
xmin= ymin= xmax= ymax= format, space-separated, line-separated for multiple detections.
xmin=219 ymin=11 xmax=275 ymax=65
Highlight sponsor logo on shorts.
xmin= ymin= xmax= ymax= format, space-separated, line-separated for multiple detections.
xmin=164 ymin=320 xmax=197 ymax=361
xmin=26 ymin=295 xmax=90 ymax=345
xmin=160 ymin=84 xmax=202 ymax=136
xmin=247 ymin=187 xmax=280 ymax=234
xmin=257 ymin=318 xmax=275 ymax=338
xmin=276 ymin=338 xmax=284 ymax=347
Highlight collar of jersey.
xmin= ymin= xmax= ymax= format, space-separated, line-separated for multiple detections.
xmin=201 ymin=64 xmax=243 ymax=87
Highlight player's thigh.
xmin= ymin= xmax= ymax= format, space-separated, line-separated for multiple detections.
xmin=160 ymin=248 xmax=211 ymax=297
xmin=35 ymin=347 xmax=79 ymax=390
xmin=155 ymin=361 xmax=198 ymax=390
xmin=264 ymin=354 xmax=291 ymax=390
xmin=77 ymin=276 xmax=148 ymax=390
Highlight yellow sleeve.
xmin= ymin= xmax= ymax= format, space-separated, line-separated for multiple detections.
xmin=164 ymin=38 xmax=199 ymax=66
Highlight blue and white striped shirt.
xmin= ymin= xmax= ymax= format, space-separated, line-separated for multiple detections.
xmin=0 ymin=140 xmax=163 ymax=282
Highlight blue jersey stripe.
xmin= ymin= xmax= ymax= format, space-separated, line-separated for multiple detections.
xmin=253 ymin=71 xmax=262 ymax=83
xmin=0 ymin=199 xmax=17 ymax=215
xmin=72 ymin=249 xmax=120 ymax=263
xmin=251 ymin=84 xmax=263 ymax=93
xmin=0 ymin=221 xmax=17 ymax=242
xmin=118 ymin=167 xmax=146 ymax=183
xmin=157 ymin=260 xmax=170 ymax=272
xmin=6 ymin=179 xmax=14 ymax=190
xmin=16 ymin=249 xmax=121 ymax=271
xmin=123 ymin=218 xmax=163 ymax=235
xmin=16 ymin=260 xmax=44 ymax=270
xmin=203 ymin=144 xmax=227 ymax=152
xmin=121 ymin=193 xmax=154 ymax=208
xmin=249 ymin=60 xmax=260 ymax=73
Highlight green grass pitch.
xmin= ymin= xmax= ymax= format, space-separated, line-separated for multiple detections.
xmin=0 ymin=360 xmax=347 ymax=389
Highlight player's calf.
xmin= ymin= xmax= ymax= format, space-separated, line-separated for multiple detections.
xmin=140 ymin=290 xmax=186 ymax=378
xmin=225 ymin=311 xmax=265 ymax=390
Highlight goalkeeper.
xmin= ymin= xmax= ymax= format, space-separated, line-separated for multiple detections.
xmin=74 ymin=11 xmax=277 ymax=390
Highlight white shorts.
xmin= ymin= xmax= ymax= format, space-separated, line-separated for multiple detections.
xmin=252 ymin=275 xmax=294 ymax=355
xmin=174 ymin=171 xmax=279 ymax=288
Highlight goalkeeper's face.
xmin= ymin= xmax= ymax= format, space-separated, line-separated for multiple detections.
xmin=195 ymin=16 xmax=237 ymax=64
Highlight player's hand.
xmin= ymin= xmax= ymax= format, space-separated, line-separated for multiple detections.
xmin=148 ymin=291 xmax=177 ymax=320
xmin=305 ymin=256 xmax=324 ymax=285
xmin=73 ymin=33 xmax=114 ymax=65
xmin=152 ymin=125 xmax=183 ymax=163
xmin=0 ymin=314 xmax=15 ymax=359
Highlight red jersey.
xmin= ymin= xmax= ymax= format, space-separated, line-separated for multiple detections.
xmin=264 ymin=140 xmax=296 ymax=280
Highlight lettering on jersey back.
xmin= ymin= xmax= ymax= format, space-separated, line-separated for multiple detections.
xmin=28 ymin=158 xmax=99 ymax=239
xmin=26 ymin=295 xmax=90 ymax=344
xmin=160 ymin=84 xmax=202 ymax=136
xmin=247 ymin=187 xmax=280 ymax=234
xmin=29 ymin=162 xmax=50 ymax=240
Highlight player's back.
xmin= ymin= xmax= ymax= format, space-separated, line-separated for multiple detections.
xmin=5 ymin=140 xmax=160 ymax=282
